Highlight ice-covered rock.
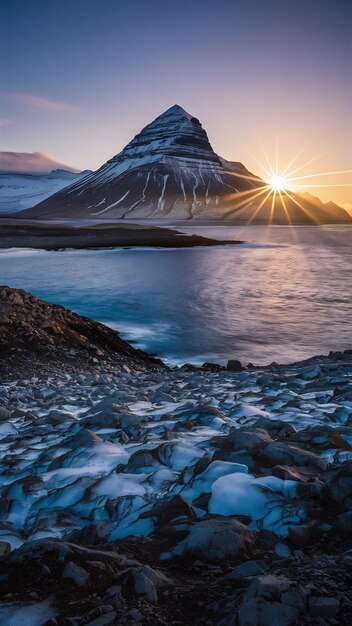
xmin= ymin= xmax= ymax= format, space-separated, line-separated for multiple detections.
xmin=209 ymin=473 xmax=300 ymax=535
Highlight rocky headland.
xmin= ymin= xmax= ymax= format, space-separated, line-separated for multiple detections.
xmin=0 ymin=286 xmax=164 ymax=380
xmin=0 ymin=288 xmax=351 ymax=625
xmin=0 ymin=220 xmax=241 ymax=251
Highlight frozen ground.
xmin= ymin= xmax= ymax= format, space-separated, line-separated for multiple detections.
xmin=0 ymin=351 xmax=351 ymax=624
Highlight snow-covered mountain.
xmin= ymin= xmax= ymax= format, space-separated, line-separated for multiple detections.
xmin=0 ymin=169 xmax=91 ymax=214
xmin=17 ymin=105 xmax=263 ymax=220
xmin=16 ymin=105 xmax=351 ymax=223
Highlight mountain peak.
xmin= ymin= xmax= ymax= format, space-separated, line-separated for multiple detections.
xmin=108 ymin=104 xmax=217 ymax=165
xmin=160 ymin=104 xmax=194 ymax=120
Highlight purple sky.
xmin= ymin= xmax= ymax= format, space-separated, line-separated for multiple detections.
xmin=0 ymin=0 xmax=351 ymax=204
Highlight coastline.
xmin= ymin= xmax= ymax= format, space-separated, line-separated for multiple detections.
xmin=0 ymin=220 xmax=242 ymax=250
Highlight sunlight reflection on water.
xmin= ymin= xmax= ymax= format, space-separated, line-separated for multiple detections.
xmin=1 ymin=225 xmax=351 ymax=365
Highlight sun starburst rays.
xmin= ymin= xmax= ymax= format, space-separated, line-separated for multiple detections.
xmin=223 ymin=144 xmax=351 ymax=226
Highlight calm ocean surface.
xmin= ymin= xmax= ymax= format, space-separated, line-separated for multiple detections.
xmin=1 ymin=225 xmax=351 ymax=366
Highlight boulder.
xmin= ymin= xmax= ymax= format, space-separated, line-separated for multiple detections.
xmin=308 ymin=596 xmax=340 ymax=617
xmin=325 ymin=461 xmax=352 ymax=509
xmin=288 ymin=526 xmax=311 ymax=548
xmin=0 ymin=541 xmax=11 ymax=557
xmin=238 ymin=575 xmax=301 ymax=626
xmin=140 ymin=495 xmax=196 ymax=525
xmin=271 ymin=465 xmax=314 ymax=483
xmin=335 ymin=511 xmax=352 ymax=532
xmin=230 ymin=560 xmax=265 ymax=580
xmin=171 ymin=518 xmax=254 ymax=562
xmin=122 ymin=568 xmax=158 ymax=604
xmin=256 ymin=441 xmax=327 ymax=472
xmin=238 ymin=599 xmax=298 ymax=626
xmin=245 ymin=575 xmax=292 ymax=600
xmin=62 ymin=560 xmax=89 ymax=586
xmin=227 ymin=359 xmax=243 ymax=372
xmin=0 ymin=405 xmax=11 ymax=421
xmin=85 ymin=613 xmax=117 ymax=626
xmin=252 ymin=417 xmax=296 ymax=437
xmin=227 ymin=428 xmax=272 ymax=451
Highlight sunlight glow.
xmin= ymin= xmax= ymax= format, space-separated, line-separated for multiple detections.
xmin=225 ymin=143 xmax=352 ymax=227
xmin=268 ymin=174 xmax=289 ymax=191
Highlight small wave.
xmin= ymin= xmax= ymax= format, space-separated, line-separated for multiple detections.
xmin=0 ymin=247 xmax=47 ymax=257
xmin=239 ymin=242 xmax=288 ymax=249
xmin=103 ymin=321 xmax=172 ymax=346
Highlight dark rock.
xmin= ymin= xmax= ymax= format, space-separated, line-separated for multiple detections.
xmin=245 ymin=575 xmax=292 ymax=600
xmin=256 ymin=441 xmax=327 ymax=472
xmin=238 ymin=599 xmax=298 ymax=626
xmin=271 ymin=465 xmax=314 ymax=482
xmin=0 ymin=286 xmax=164 ymax=380
xmin=202 ymin=362 xmax=224 ymax=372
xmin=238 ymin=575 xmax=300 ymax=626
xmin=104 ymin=584 xmax=122 ymax=601
xmin=122 ymin=568 xmax=158 ymax=604
xmin=0 ymin=405 xmax=11 ymax=421
xmin=0 ymin=541 xmax=11 ymax=556
xmin=281 ymin=590 xmax=306 ymax=612
xmin=227 ymin=428 xmax=272 ymax=451
xmin=67 ymin=429 xmax=103 ymax=448
xmin=335 ymin=511 xmax=352 ymax=532
xmin=85 ymin=613 xmax=117 ymax=626
xmin=124 ymin=609 xmax=144 ymax=622
xmin=325 ymin=461 xmax=352 ymax=509
xmin=140 ymin=495 xmax=196 ymax=525
xmin=124 ymin=449 xmax=159 ymax=472
xmin=230 ymin=560 xmax=266 ymax=580
xmin=172 ymin=518 xmax=254 ymax=562
xmin=252 ymin=417 xmax=297 ymax=437
xmin=274 ymin=543 xmax=292 ymax=558
xmin=62 ymin=560 xmax=89 ymax=586
xmin=288 ymin=526 xmax=312 ymax=548
xmin=290 ymin=426 xmax=351 ymax=452
xmin=308 ymin=596 xmax=340 ymax=617
xmin=216 ymin=428 xmax=272 ymax=468
xmin=227 ymin=359 xmax=243 ymax=372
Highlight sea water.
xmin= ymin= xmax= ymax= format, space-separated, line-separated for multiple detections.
xmin=1 ymin=225 xmax=351 ymax=366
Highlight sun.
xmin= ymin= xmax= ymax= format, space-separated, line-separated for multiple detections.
xmin=268 ymin=174 xmax=289 ymax=191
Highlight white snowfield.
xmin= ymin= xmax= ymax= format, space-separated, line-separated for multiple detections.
xmin=0 ymin=169 xmax=91 ymax=214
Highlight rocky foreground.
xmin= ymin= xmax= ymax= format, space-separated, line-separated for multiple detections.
xmin=0 ymin=290 xmax=352 ymax=625
xmin=0 ymin=286 xmax=164 ymax=380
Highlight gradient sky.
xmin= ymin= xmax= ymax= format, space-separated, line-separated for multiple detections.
xmin=0 ymin=0 xmax=351 ymax=204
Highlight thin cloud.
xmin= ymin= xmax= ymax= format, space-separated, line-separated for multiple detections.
xmin=2 ymin=91 xmax=76 ymax=112
xmin=0 ymin=118 xmax=16 ymax=127
xmin=0 ymin=151 xmax=79 ymax=174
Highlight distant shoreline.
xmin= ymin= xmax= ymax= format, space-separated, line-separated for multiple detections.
xmin=0 ymin=219 xmax=242 ymax=250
